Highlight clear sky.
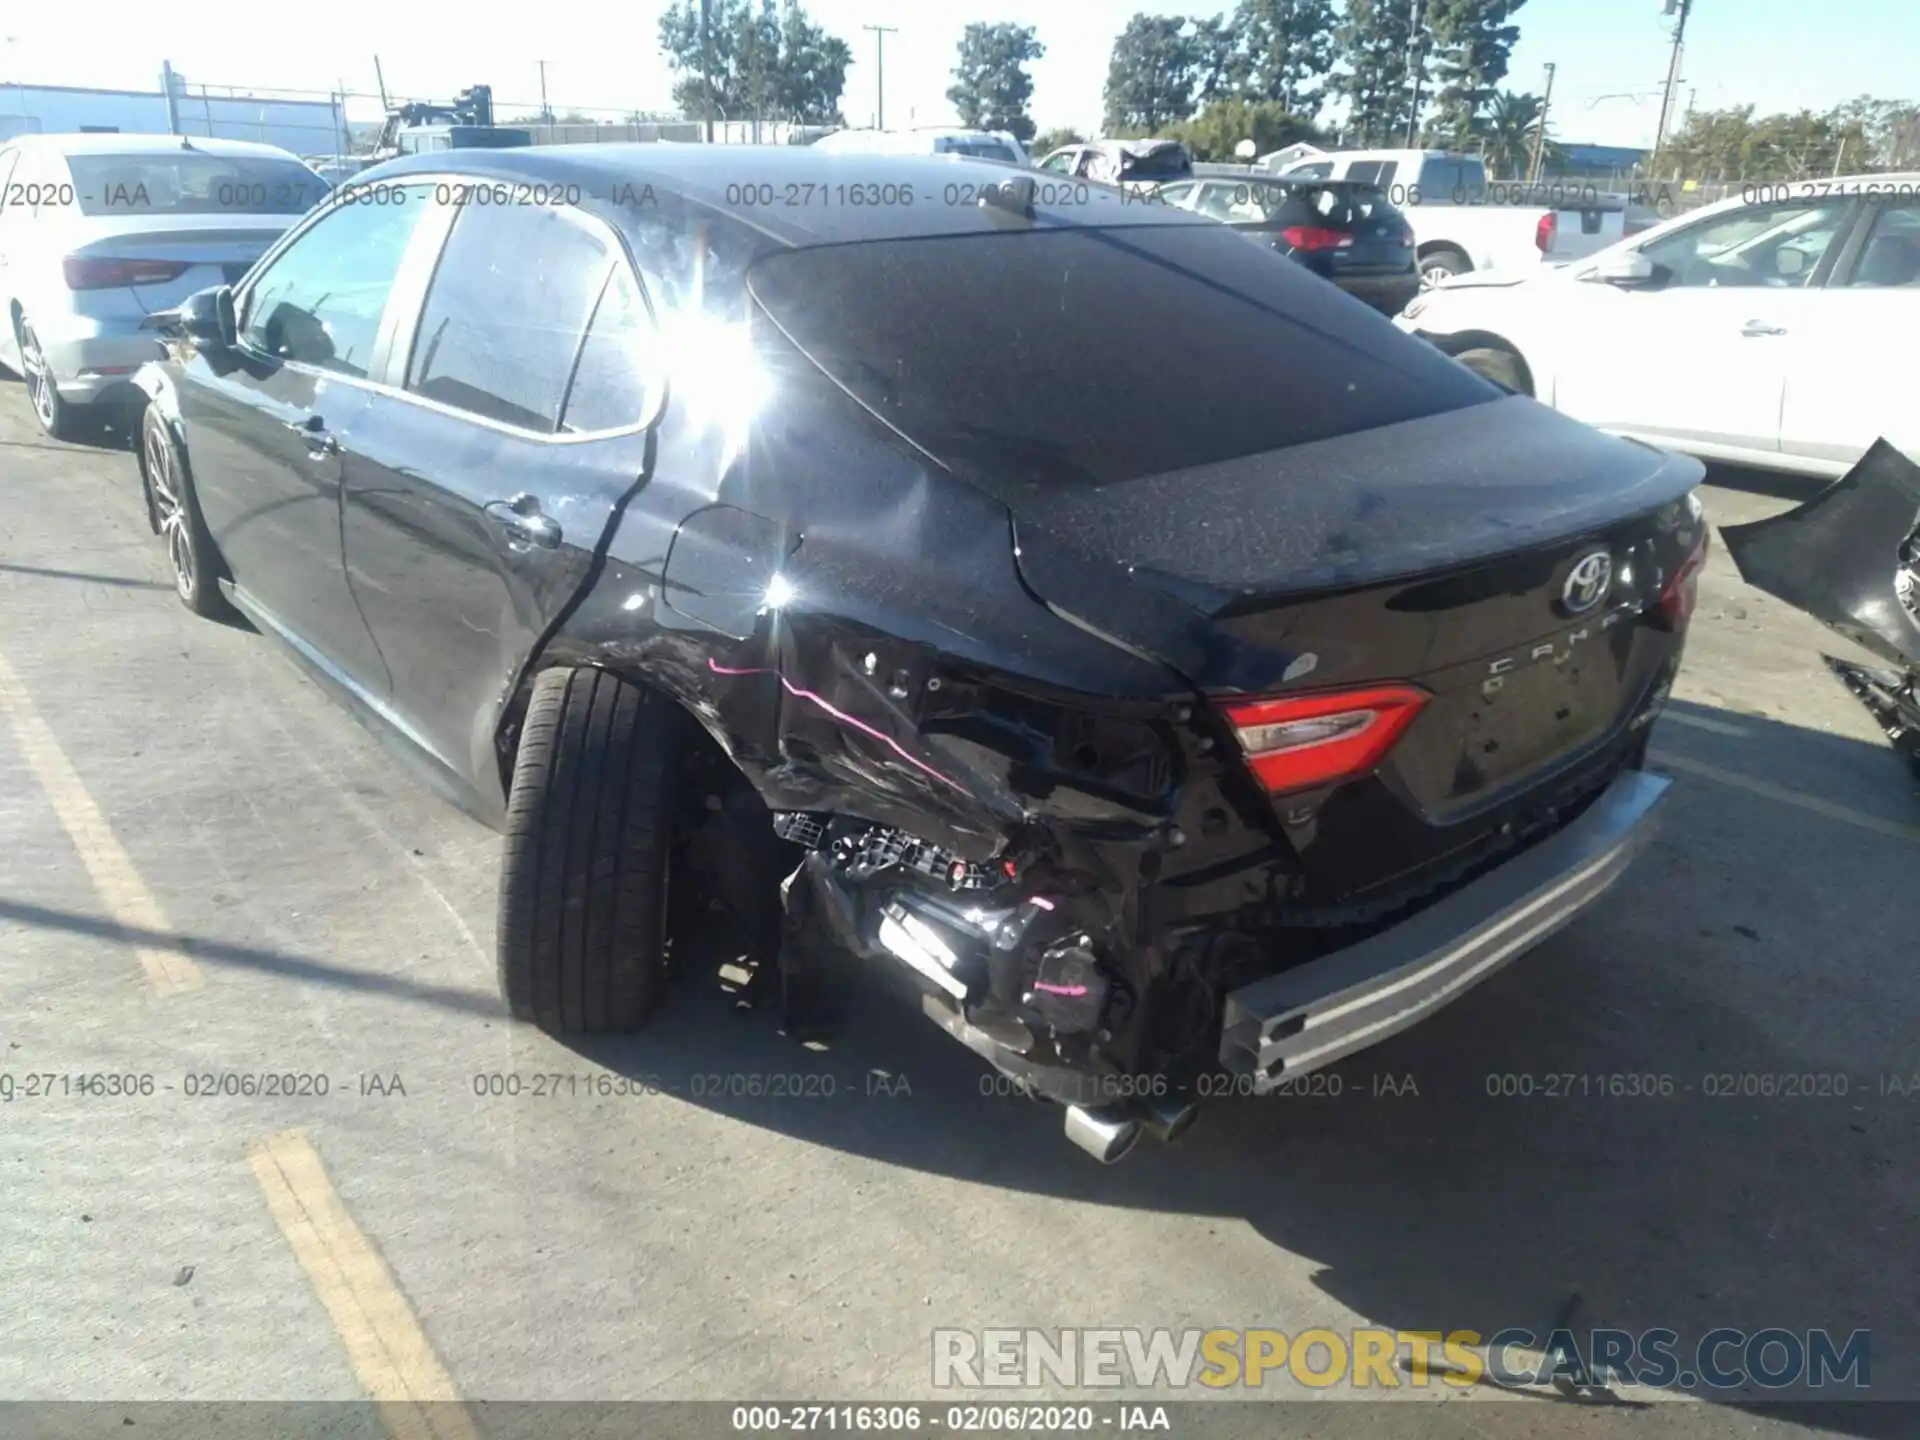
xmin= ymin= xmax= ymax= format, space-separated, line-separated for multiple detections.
xmin=2 ymin=0 xmax=1914 ymax=147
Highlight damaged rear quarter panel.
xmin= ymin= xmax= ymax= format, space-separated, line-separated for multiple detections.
xmin=542 ymin=340 xmax=1198 ymax=861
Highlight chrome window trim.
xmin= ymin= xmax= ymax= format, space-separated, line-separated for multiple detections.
xmin=229 ymin=171 xmax=666 ymax=445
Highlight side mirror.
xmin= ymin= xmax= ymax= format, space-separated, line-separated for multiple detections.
xmin=1588 ymin=251 xmax=1658 ymax=287
xmin=179 ymin=285 xmax=237 ymax=348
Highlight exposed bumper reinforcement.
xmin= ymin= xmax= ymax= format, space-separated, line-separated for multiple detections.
xmin=1220 ymin=769 xmax=1670 ymax=1090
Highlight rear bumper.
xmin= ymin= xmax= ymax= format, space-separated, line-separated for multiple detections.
xmin=33 ymin=312 xmax=169 ymax=402
xmin=1330 ymin=271 xmax=1422 ymax=316
xmin=1218 ymin=768 xmax=1669 ymax=1090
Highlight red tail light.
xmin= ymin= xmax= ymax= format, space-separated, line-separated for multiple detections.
xmin=1655 ymin=525 xmax=1711 ymax=632
xmin=62 ymin=257 xmax=192 ymax=290
xmin=1280 ymin=224 xmax=1354 ymax=251
xmin=1534 ymin=212 xmax=1557 ymax=254
xmin=1221 ymin=684 xmax=1429 ymax=795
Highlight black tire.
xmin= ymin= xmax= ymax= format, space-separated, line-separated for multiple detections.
xmin=1419 ymin=248 xmax=1470 ymax=288
xmin=17 ymin=316 xmax=80 ymax=441
xmin=1453 ymin=345 xmax=1532 ymax=396
xmin=498 ymin=667 xmax=680 ymax=1034
xmin=140 ymin=407 xmax=232 ymax=618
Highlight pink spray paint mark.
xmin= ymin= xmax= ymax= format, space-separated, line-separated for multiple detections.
xmin=707 ymin=657 xmax=967 ymax=793
xmin=1032 ymin=981 xmax=1088 ymax=997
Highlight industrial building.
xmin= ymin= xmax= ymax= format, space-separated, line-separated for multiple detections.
xmin=0 ymin=66 xmax=348 ymax=155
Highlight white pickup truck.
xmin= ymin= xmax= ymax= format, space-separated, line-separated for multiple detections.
xmin=1276 ymin=148 xmax=1630 ymax=286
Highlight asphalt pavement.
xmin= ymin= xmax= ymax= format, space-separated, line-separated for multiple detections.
xmin=0 ymin=384 xmax=1914 ymax=1440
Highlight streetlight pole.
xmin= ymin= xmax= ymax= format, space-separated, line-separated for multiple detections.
xmin=864 ymin=24 xmax=898 ymax=130
xmin=538 ymin=60 xmax=552 ymax=124
xmin=1527 ymin=61 xmax=1556 ymax=185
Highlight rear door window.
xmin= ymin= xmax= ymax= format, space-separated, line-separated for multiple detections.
xmin=559 ymin=265 xmax=664 ymax=432
xmin=1838 ymin=201 xmax=1920 ymax=288
xmin=404 ymin=202 xmax=614 ymax=433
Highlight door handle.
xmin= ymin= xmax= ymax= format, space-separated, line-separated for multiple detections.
xmin=484 ymin=494 xmax=562 ymax=551
xmin=1740 ymin=320 xmax=1788 ymax=337
xmin=283 ymin=415 xmax=340 ymax=457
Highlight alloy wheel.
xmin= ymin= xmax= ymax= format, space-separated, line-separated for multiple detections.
xmin=20 ymin=327 xmax=55 ymax=429
xmin=146 ymin=425 xmax=197 ymax=600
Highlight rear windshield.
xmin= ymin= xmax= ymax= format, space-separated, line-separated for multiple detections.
xmin=748 ymin=225 xmax=1494 ymax=494
xmin=1117 ymin=145 xmax=1192 ymax=180
xmin=66 ymin=154 xmax=328 ymax=217
xmin=1219 ymin=181 xmax=1407 ymax=227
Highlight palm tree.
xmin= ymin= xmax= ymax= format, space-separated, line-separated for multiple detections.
xmin=1479 ymin=90 xmax=1548 ymax=178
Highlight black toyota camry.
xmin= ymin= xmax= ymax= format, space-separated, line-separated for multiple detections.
xmin=131 ymin=146 xmax=1707 ymax=1162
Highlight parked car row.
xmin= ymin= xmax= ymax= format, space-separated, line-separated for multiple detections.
xmin=77 ymin=141 xmax=1705 ymax=1163
xmin=1398 ymin=174 xmax=1920 ymax=478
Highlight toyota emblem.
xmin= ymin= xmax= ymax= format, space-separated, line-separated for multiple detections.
xmin=1561 ymin=550 xmax=1614 ymax=614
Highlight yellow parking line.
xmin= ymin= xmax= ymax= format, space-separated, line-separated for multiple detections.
xmin=1653 ymin=750 xmax=1920 ymax=845
xmin=0 ymin=646 xmax=204 ymax=995
xmin=247 ymin=1130 xmax=480 ymax=1440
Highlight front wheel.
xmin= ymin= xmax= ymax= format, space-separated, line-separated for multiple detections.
xmin=1419 ymin=249 xmax=1470 ymax=289
xmin=141 ymin=408 xmax=231 ymax=617
xmin=1452 ymin=345 xmax=1532 ymax=396
xmin=497 ymin=667 xmax=681 ymax=1035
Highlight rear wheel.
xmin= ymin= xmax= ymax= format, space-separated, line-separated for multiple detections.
xmin=498 ymin=667 xmax=681 ymax=1035
xmin=17 ymin=317 xmax=79 ymax=441
xmin=1453 ymin=345 xmax=1532 ymax=397
xmin=1419 ymin=248 xmax=1470 ymax=289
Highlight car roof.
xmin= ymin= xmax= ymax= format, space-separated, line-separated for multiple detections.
xmin=8 ymin=132 xmax=302 ymax=160
xmin=358 ymin=144 xmax=1220 ymax=247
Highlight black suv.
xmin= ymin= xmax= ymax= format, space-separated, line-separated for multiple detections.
xmin=132 ymin=146 xmax=1706 ymax=1163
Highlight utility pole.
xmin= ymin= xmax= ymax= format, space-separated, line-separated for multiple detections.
xmin=1403 ymin=0 xmax=1425 ymax=148
xmin=1527 ymin=62 xmax=1556 ymax=185
xmin=1651 ymin=0 xmax=1693 ymax=175
xmin=373 ymin=54 xmax=389 ymax=112
xmin=864 ymin=24 xmax=898 ymax=131
xmin=538 ymin=60 xmax=552 ymax=124
xmin=700 ymin=0 xmax=714 ymax=143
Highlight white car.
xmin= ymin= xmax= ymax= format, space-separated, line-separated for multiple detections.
xmin=1396 ymin=175 xmax=1920 ymax=477
xmin=0 ymin=133 xmax=329 ymax=438
xmin=810 ymin=127 xmax=1030 ymax=167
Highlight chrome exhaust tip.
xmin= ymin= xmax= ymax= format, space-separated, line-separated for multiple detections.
xmin=1062 ymin=1103 xmax=1143 ymax=1164
xmin=1135 ymin=1093 xmax=1200 ymax=1144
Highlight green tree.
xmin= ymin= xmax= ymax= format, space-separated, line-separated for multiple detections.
xmin=658 ymin=0 xmax=850 ymax=124
xmin=1030 ymin=126 xmax=1088 ymax=160
xmin=1235 ymin=0 xmax=1337 ymax=116
xmin=1423 ymin=0 xmax=1526 ymax=145
xmin=947 ymin=22 xmax=1047 ymax=141
xmin=1332 ymin=0 xmax=1418 ymax=146
xmin=1190 ymin=16 xmax=1247 ymax=105
xmin=1659 ymin=104 xmax=1869 ymax=182
xmin=1163 ymin=96 xmax=1329 ymax=160
xmin=1103 ymin=14 xmax=1199 ymax=134
xmin=1477 ymin=88 xmax=1546 ymax=176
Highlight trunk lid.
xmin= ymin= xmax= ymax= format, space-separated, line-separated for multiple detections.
xmin=1008 ymin=398 xmax=1704 ymax=826
xmin=67 ymin=218 xmax=295 ymax=312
